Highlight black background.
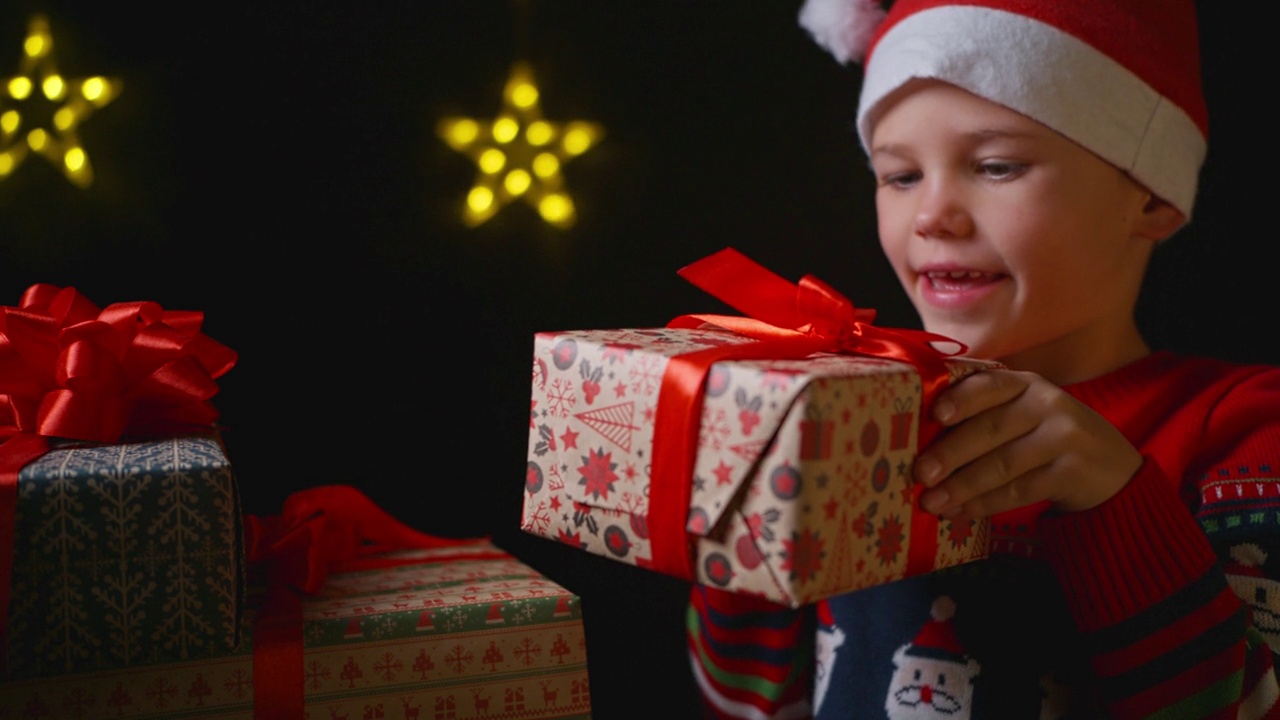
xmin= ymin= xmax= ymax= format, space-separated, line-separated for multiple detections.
xmin=0 ymin=2 xmax=1269 ymax=717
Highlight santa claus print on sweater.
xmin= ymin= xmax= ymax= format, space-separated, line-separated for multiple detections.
xmin=883 ymin=596 xmax=979 ymax=718
xmin=1225 ymin=543 xmax=1280 ymax=653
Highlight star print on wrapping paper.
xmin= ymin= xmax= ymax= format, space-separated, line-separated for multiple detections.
xmin=437 ymin=61 xmax=603 ymax=229
xmin=0 ymin=14 xmax=121 ymax=187
xmin=559 ymin=427 xmax=579 ymax=450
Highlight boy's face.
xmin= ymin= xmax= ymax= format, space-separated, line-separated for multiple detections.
xmin=867 ymin=80 xmax=1160 ymax=382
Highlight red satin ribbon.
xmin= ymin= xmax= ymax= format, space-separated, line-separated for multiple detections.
xmin=0 ymin=284 xmax=237 ymax=671
xmin=648 ymin=248 xmax=967 ymax=585
xmin=244 ymin=485 xmax=493 ymax=720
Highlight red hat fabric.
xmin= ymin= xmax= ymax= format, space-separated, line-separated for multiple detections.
xmin=904 ymin=596 xmax=965 ymax=661
xmin=799 ymin=0 xmax=1207 ymax=219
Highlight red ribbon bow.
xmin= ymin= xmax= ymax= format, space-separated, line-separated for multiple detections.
xmin=244 ymin=485 xmax=493 ymax=720
xmin=0 ymin=283 xmax=238 ymax=671
xmin=647 ymin=248 xmax=966 ymax=585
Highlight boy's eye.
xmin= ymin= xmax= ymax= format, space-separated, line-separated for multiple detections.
xmin=977 ymin=160 xmax=1026 ymax=180
xmin=878 ymin=170 xmax=921 ymax=189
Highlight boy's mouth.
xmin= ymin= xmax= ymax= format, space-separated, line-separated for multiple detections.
xmin=923 ymin=270 xmax=1001 ymax=291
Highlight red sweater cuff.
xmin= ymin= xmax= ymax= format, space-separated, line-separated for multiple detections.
xmin=1036 ymin=459 xmax=1218 ymax=630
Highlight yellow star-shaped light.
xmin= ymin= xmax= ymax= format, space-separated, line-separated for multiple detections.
xmin=438 ymin=61 xmax=602 ymax=229
xmin=0 ymin=14 xmax=122 ymax=188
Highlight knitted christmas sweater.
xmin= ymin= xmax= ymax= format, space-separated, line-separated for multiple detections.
xmin=687 ymin=351 xmax=1280 ymax=719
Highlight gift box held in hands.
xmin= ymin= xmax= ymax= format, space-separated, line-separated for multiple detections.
xmin=0 ymin=284 xmax=242 ymax=678
xmin=521 ymin=249 xmax=994 ymax=607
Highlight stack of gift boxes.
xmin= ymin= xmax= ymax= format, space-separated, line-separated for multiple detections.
xmin=0 ymin=286 xmax=591 ymax=719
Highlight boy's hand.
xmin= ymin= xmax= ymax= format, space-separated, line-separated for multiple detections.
xmin=913 ymin=369 xmax=1142 ymax=518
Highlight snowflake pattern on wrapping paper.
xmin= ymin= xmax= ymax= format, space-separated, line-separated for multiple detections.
xmin=374 ymin=651 xmax=404 ymax=681
xmin=699 ymin=406 xmax=731 ymax=453
xmin=524 ymin=499 xmax=554 ymax=536
xmin=513 ymin=636 xmax=543 ymax=666
xmin=223 ymin=668 xmax=252 ymax=699
xmin=508 ymin=599 xmax=540 ymax=624
xmin=545 ymin=377 xmax=576 ymax=418
xmin=61 ymin=686 xmax=95 ymax=716
xmin=370 ymin=612 xmax=399 ymax=639
xmin=628 ymin=352 xmax=664 ymax=397
xmin=144 ymin=675 xmax=177 ymax=708
xmin=444 ymin=643 xmax=474 ymax=673
xmin=443 ymin=608 xmax=468 ymax=632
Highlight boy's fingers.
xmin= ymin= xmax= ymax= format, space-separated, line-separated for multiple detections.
xmin=919 ymin=430 xmax=1055 ymax=515
xmin=931 ymin=369 xmax=1031 ymax=426
xmin=914 ymin=384 xmax=1039 ymax=488
xmin=928 ymin=461 xmax=1059 ymax=518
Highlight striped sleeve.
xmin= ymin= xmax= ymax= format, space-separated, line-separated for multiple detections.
xmin=1040 ymin=367 xmax=1280 ymax=719
xmin=687 ymin=584 xmax=814 ymax=720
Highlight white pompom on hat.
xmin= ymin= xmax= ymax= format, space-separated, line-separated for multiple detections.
xmin=798 ymin=0 xmax=1208 ymax=220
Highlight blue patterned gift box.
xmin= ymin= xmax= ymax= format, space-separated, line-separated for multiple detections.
xmin=6 ymin=434 xmax=243 ymax=679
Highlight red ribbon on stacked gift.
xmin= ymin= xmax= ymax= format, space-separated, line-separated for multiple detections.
xmin=647 ymin=247 xmax=967 ymax=584
xmin=243 ymin=484 xmax=494 ymax=720
xmin=0 ymin=282 xmax=238 ymax=669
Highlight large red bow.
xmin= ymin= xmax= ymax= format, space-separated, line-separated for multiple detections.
xmin=0 ymin=283 xmax=237 ymax=443
xmin=647 ymin=247 xmax=966 ymax=582
xmin=0 ymin=283 xmax=238 ymax=671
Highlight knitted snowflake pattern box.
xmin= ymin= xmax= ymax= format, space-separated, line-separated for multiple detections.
xmin=6 ymin=434 xmax=244 ymax=680
xmin=522 ymin=326 xmax=993 ymax=607
xmin=0 ymin=542 xmax=592 ymax=719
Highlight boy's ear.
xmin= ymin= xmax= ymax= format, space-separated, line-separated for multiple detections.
xmin=1134 ymin=195 xmax=1186 ymax=242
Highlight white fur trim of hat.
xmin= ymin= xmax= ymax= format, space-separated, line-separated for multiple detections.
xmin=799 ymin=0 xmax=1208 ymax=220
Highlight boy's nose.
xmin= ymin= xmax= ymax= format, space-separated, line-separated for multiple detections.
xmin=913 ymin=181 xmax=974 ymax=239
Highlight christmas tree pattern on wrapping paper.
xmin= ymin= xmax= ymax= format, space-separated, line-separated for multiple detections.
xmin=574 ymin=401 xmax=638 ymax=453
xmin=10 ymin=436 xmax=240 ymax=678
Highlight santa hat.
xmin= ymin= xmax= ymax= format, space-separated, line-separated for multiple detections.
xmin=1227 ymin=543 xmax=1269 ymax=578
xmin=798 ymin=0 xmax=1208 ymax=220
xmin=904 ymin=596 xmax=965 ymax=662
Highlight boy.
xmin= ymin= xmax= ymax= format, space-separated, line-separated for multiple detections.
xmin=687 ymin=1 xmax=1280 ymax=718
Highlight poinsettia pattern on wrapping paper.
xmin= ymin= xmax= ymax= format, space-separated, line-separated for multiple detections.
xmin=525 ymin=328 xmax=757 ymax=562
xmin=522 ymin=326 xmax=991 ymax=606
